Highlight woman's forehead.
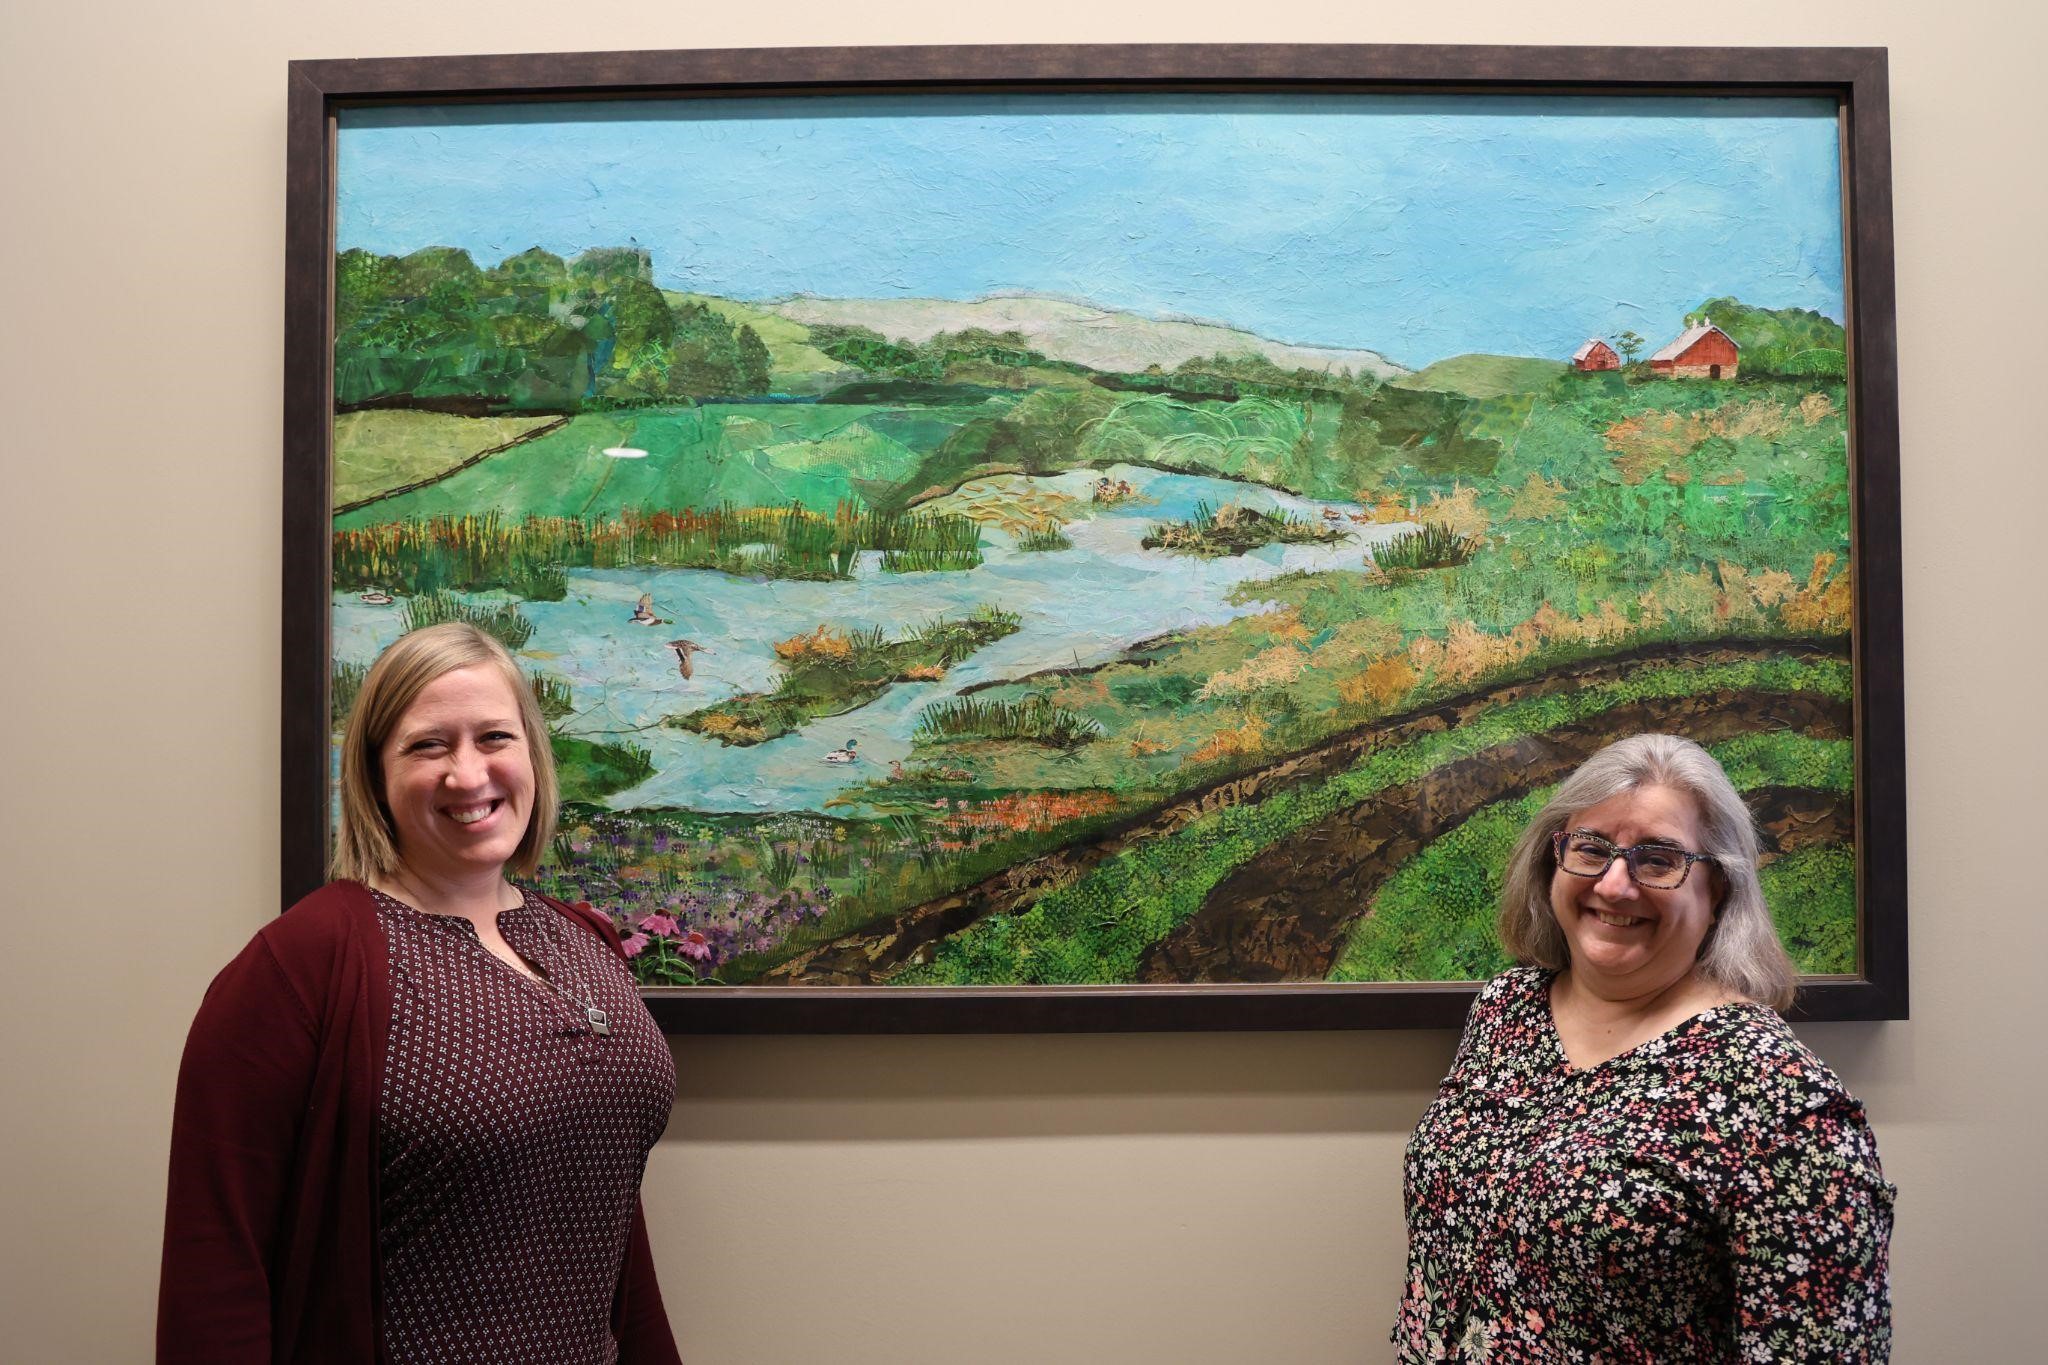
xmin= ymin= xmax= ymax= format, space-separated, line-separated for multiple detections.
xmin=393 ymin=664 xmax=521 ymax=728
xmin=1566 ymin=783 xmax=1703 ymax=840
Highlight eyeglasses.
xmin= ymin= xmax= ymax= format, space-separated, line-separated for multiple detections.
xmin=1551 ymin=831 xmax=1714 ymax=890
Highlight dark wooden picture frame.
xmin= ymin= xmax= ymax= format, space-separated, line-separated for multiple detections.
xmin=284 ymin=44 xmax=1904 ymax=1033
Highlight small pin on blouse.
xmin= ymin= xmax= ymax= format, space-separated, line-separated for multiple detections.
xmin=587 ymin=1006 xmax=612 ymax=1037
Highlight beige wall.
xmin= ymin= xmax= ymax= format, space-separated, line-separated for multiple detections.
xmin=2 ymin=2 xmax=2042 ymax=1359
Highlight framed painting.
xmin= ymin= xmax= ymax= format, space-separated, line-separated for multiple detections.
xmin=283 ymin=44 xmax=1905 ymax=1032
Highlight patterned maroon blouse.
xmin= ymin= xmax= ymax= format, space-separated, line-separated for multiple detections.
xmin=372 ymin=887 xmax=678 ymax=1364
xmin=1397 ymin=968 xmax=1893 ymax=1363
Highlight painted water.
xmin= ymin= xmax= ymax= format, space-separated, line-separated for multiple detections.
xmin=333 ymin=464 xmax=1414 ymax=814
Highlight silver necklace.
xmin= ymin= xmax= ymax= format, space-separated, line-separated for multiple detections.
xmin=417 ymin=883 xmax=614 ymax=1037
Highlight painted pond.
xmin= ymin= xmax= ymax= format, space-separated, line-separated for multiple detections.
xmin=333 ymin=464 xmax=1414 ymax=814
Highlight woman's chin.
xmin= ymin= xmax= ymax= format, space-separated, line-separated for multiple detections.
xmin=1570 ymin=931 xmax=1656 ymax=977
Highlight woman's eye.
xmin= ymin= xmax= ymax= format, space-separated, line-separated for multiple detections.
xmin=1636 ymin=850 xmax=1682 ymax=873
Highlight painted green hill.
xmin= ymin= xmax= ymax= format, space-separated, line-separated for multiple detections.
xmin=1391 ymin=353 xmax=1567 ymax=399
xmin=666 ymin=292 xmax=848 ymax=385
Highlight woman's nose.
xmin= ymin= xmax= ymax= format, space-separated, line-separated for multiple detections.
xmin=444 ymin=743 xmax=488 ymax=788
xmin=1594 ymin=855 xmax=1639 ymax=897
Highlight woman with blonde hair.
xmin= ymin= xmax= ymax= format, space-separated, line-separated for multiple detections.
xmin=160 ymin=623 xmax=681 ymax=1364
xmin=1395 ymin=733 xmax=1894 ymax=1362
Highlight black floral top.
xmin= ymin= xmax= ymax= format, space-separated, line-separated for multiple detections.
xmin=1396 ymin=968 xmax=1893 ymax=1363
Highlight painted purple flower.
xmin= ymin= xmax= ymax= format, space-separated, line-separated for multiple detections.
xmin=679 ymin=930 xmax=714 ymax=963
xmin=621 ymin=932 xmax=650 ymax=958
xmin=639 ymin=913 xmax=680 ymax=937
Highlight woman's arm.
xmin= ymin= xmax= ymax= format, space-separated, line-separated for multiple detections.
xmin=1726 ymin=1098 xmax=1896 ymax=1363
xmin=157 ymin=935 xmax=318 ymax=1364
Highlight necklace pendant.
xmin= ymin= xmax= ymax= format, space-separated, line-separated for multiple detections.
xmin=586 ymin=1005 xmax=612 ymax=1036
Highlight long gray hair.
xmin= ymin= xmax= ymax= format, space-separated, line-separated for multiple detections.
xmin=1497 ymin=733 xmax=1799 ymax=1011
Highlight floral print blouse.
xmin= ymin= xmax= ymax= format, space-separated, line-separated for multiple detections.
xmin=1396 ymin=968 xmax=1894 ymax=1363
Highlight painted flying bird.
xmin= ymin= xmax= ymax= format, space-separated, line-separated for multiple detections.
xmin=629 ymin=593 xmax=671 ymax=626
xmin=666 ymin=638 xmax=709 ymax=680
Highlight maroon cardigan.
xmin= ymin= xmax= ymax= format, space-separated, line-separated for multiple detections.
xmin=157 ymin=880 xmax=682 ymax=1364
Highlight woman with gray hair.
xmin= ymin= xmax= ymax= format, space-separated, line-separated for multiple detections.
xmin=1394 ymin=733 xmax=1894 ymax=1363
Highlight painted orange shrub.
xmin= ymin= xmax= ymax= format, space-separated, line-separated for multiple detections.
xmin=1353 ymin=489 xmax=1414 ymax=524
xmin=1187 ymin=713 xmax=1269 ymax=764
xmin=1198 ymin=644 xmax=1310 ymax=699
xmin=1264 ymin=606 xmax=1313 ymax=646
xmin=1423 ymin=482 xmax=1491 ymax=539
xmin=693 ymin=712 xmax=765 ymax=743
xmin=942 ymin=790 xmax=1121 ymax=834
xmin=900 ymin=663 xmax=947 ymax=681
xmin=1706 ymin=398 xmax=1789 ymax=442
xmin=1340 ymin=654 xmax=1421 ymax=709
xmin=1781 ymin=552 xmax=1852 ymax=632
xmin=773 ymin=624 xmax=853 ymax=664
xmin=1604 ymin=410 xmax=1709 ymax=484
xmin=1798 ymin=392 xmax=1837 ymax=426
xmin=1505 ymin=473 xmax=1568 ymax=521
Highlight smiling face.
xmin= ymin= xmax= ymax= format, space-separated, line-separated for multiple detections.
xmin=1550 ymin=783 xmax=1722 ymax=1000
xmin=378 ymin=663 xmax=535 ymax=887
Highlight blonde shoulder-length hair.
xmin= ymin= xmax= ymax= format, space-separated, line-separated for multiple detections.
xmin=331 ymin=622 xmax=559 ymax=884
xmin=1496 ymin=732 xmax=1799 ymax=1012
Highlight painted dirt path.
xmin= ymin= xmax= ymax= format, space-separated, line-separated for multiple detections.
xmin=1135 ymin=697 xmax=1850 ymax=983
xmin=758 ymin=637 xmax=1849 ymax=985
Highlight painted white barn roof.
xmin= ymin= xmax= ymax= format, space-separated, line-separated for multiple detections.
xmin=1572 ymin=338 xmax=1614 ymax=362
xmin=1651 ymin=320 xmax=1739 ymax=363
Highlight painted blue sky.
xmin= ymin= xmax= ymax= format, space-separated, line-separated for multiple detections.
xmin=337 ymin=94 xmax=1844 ymax=369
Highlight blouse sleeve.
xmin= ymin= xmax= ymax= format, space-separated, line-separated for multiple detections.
xmin=1725 ymin=1095 xmax=1896 ymax=1363
xmin=616 ymin=1195 xmax=685 ymax=1364
xmin=157 ymin=935 xmax=318 ymax=1364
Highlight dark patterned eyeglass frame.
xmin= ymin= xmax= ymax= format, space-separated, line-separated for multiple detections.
xmin=1550 ymin=830 xmax=1716 ymax=890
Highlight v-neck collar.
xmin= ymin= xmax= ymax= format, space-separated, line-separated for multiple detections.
xmin=1539 ymin=970 xmax=1762 ymax=1076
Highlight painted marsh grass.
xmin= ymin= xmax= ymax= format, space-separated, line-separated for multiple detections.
xmin=333 ymin=501 xmax=985 ymax=596
xmin=1015 ymin=522 xmax=1074 ymax=552
xmin=400 ymin=591 xmax=535 ymax=650
xmin=1371 ymin=521 xmax=1481 ymax=572
xmin=915 ymin=693 xmax=1105 ymax=749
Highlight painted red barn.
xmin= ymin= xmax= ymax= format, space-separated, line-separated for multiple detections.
xmin=1649 ymin=317 xmax=1740 ymax=379
xmin=1571 ymin=338 xmax=1620 ymax=372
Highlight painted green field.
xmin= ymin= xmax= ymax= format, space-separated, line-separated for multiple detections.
xmin=333 ymin=411 xmax=561 ymax=508
xmin=887 ymin=655 xmax=1852 ymax=986
xmin=333 ymin=402 xmax=1006 ymax=526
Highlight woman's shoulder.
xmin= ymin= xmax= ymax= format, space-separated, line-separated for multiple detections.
xmin=1681 ymin=1001 xmax=1873 ymax=1144
xmin=1453 ymin=966 xmax=1555 ymax=1047
xmin=1474 ymin=965 xmax=1554 ymax=1011
xmin=249 ymin=880 xmax=381 ymax=974
xmin=185 ymin=882 xmax=380 ymax=1039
